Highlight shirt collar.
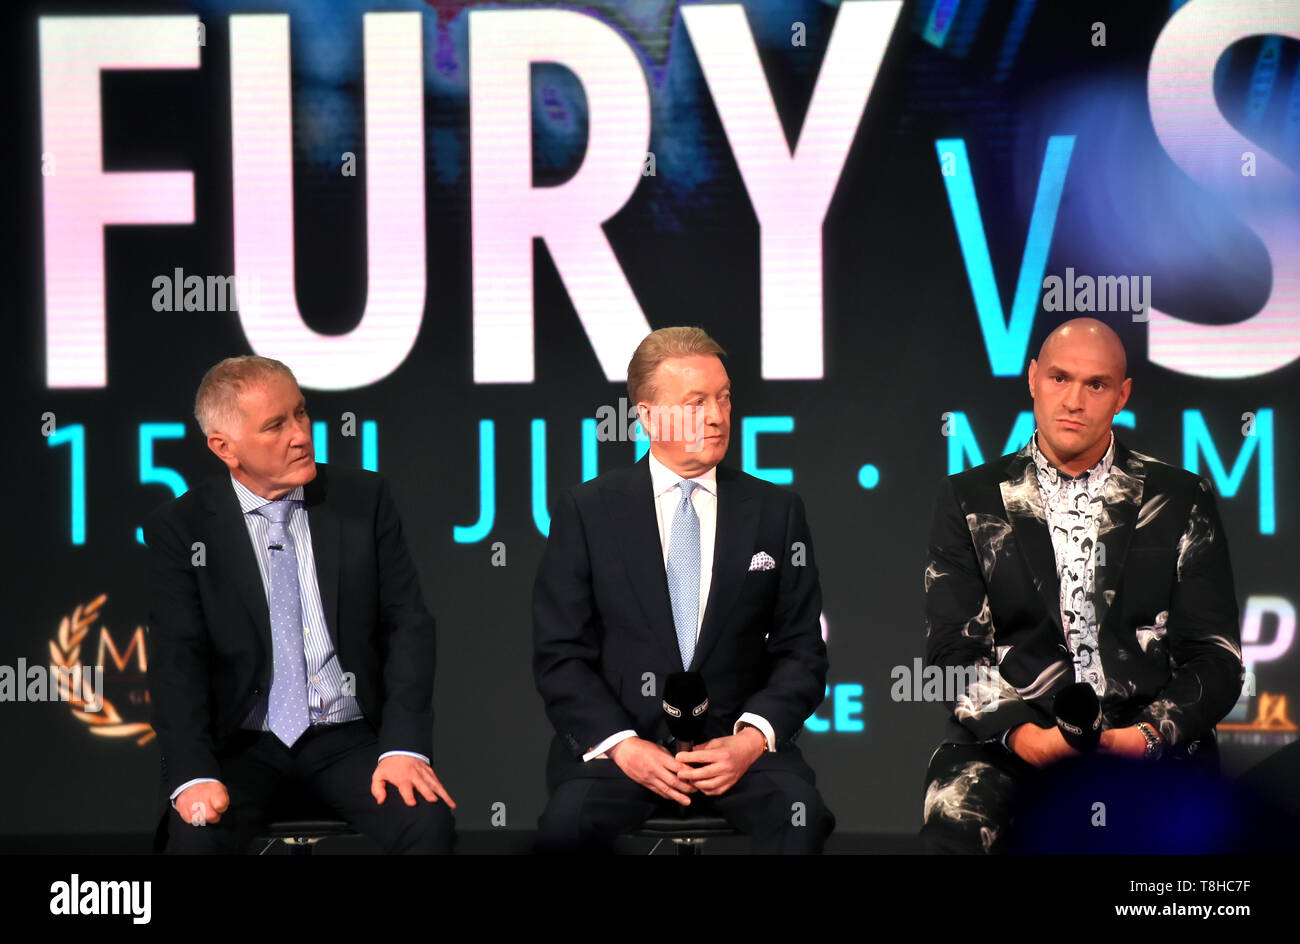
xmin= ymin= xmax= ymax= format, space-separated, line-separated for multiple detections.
xmin=1030 ymin=430 xmax=1114 ymax=493
xmin=230 ymin=473 xmax=305 ymax=514
xmin=647 ymin=450 xmax=717 ymax=499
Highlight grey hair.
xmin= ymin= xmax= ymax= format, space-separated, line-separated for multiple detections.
xmin=194 ymin=355 xmax=297 ymax=437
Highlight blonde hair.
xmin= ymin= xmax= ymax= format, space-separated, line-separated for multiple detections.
xmin=194 ymin=355 xmax=297 ymax=436
xmin=626 ymin=326 xmax=726 ymax=405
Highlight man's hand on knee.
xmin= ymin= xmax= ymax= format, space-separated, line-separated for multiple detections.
xmin=608 ymin=737 xmax=695 ymax=806
xmin=371 ymin=755 xmax=457 ymax=808
xmin=176 ymin=782 xmax=229 ymax=826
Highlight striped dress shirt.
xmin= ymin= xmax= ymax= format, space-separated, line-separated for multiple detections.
xmin=230 ymin=475 xmax=363 ymax=730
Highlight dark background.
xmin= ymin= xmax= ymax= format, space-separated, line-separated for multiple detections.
xmin=1 ymin=0 xmax=1295 ymax=839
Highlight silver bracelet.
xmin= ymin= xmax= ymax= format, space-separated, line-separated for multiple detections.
xmin=1136 ymin=721 xmax=1164 ymax=760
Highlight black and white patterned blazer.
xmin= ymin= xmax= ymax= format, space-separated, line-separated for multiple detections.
xmin=924 ymin=438 xmax=1244 ymax=754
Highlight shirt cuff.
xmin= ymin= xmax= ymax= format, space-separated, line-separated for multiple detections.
xmin=583 ymin=730 xmax=637 ymax=762
xmin=169 ymin=777 xmax=221 ymax=810
xmin=735 ymin=713 xmax=775 ymax=752
xmin=378 ymin=750 xmax=431 ymax=766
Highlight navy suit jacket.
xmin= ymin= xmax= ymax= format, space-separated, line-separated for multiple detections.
xmin=532 ymin=456 xmax=829 ymax=786
xmin=144 ymin=464 xmax=438 ymax=802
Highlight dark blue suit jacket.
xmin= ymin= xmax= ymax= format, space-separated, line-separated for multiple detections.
xmin=532 ymin=456 xmax=829 ymax=786
xmin=144 ymin=464 xmax=437 ymax=823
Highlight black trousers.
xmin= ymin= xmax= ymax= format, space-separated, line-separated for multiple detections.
xmin=536 ymin=756 xmax=834 ymax=854
xmin=164 ymin=720 xmax=455 ymax=854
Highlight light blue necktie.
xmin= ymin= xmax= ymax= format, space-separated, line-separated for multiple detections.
xmin=258 ymin=499 xmax=310 ymax=747
xmin=667 ymin=480 xmax=701 ymax=670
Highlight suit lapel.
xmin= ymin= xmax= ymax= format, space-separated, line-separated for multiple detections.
xmin=605 ymin=460 xmax=681 ymax=668
xmin=202 ymin=476 xmax=273 ymax=661
xmin=691 ymin=466 xmax=758 ymax=671
xmin=998 ymin=453 xmax=1064 ymax=633
xmin=1093 ymin=441 xmax=1144 ymax=635
xmin=605 ymin=459 xmax=759 ymax=672
xmin=303 ymin=466 xmax=341 ymax=648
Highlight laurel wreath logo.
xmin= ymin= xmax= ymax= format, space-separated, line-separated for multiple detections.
xmin=49 ymin=594 xmax=155 ymax=745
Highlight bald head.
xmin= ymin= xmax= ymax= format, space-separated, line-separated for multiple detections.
xmin=1038 ymin=318 xmax=1127 ymax=379
xmin=1027 ymin=318 xmax=1133 ymax=476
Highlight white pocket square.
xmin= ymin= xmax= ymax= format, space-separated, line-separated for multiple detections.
xmin=748 ymin=551 xmax=776 ymax=572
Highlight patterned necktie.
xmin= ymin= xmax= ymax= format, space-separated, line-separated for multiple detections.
xmin=667 ymin=480 xmax=701 ymax=669
xmin=257 ymin=499 xmax=309 ymax=747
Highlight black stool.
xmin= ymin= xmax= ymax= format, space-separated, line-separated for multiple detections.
xmin=254 ymin=786 xmax=360 ymax=855
xmin=256 ymin=818 xmax=360 ymax=855
xmin=632 ymin=814 xmax=739 ymax=855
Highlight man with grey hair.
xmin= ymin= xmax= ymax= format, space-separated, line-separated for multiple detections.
xmin=145 ymin=355 xmax=455 ymax=853
xmin=533 ymin=326 xmax=834 ymax=853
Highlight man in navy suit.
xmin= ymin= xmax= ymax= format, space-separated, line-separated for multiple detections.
xmin=145 ymin=355 xmax=455 ymax=853
xmin=532 ymin=327 xmax=834 ymax=853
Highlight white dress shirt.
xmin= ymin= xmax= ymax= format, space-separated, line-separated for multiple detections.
xmin=584 ymin=451 xmax=775 ymax=761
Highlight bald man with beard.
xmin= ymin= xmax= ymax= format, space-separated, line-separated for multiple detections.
xmin=920 ymin=318 xmax=1244 ymax=853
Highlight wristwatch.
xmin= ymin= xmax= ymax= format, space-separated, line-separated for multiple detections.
xmin=1135 ymin=721 xmax=1164 ymax=760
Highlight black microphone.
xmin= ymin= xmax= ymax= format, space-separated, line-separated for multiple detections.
xmin=1054 ymin=682 xmax=1103 ymax=752
xmin=662 ymin=672 xmax=709 ymax=753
